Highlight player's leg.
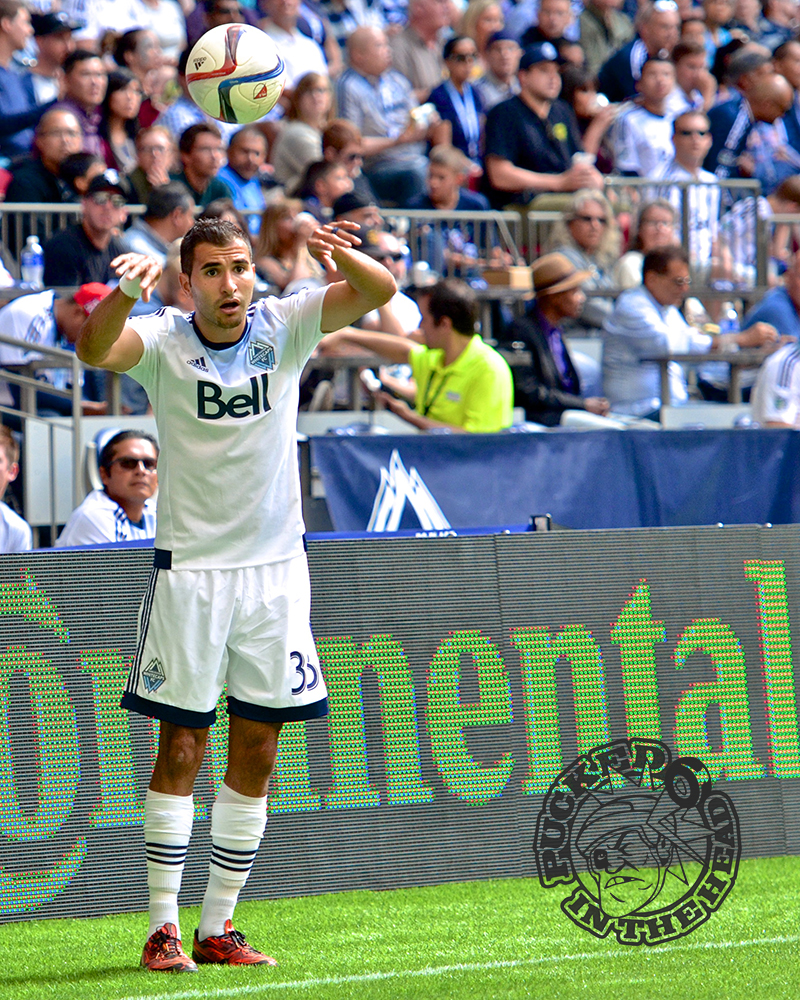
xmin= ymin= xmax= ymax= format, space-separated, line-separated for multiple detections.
xmin=193 ymin=716 xmax=281 ymax=966
xmin=142 ymin=722 xmax=209 ymax=973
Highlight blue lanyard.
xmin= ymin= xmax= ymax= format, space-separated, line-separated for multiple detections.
xmin=444 ymin=80 xmax=480 ymax=159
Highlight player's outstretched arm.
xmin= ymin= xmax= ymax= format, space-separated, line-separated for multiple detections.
xmin=309 ymin=222 xmax=397 ymax=333
xmin=318 ymin=327 xmax=413 ymax=364
xmin=76 ymin=253 xmax=162 ymax=372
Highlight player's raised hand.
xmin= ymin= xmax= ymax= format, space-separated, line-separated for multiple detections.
xmin=110 ymin=252 xmax=163 ymax=302
xmin=308 ymin=221 xmax=362 ymax=273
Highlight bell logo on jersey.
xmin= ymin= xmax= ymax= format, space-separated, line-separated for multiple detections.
xmin=197 ymin=373 xmax=271 ymax=420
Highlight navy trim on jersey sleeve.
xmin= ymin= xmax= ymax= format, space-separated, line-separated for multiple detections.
xmin=154 ymin=547 xmax=172 ymax=569
xmin=121 ymin=691 xmax=217 ymax=728
xmin=227 ymin=694 xmax=329 ymax=722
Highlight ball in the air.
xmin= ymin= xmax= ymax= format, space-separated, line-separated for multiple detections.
xmin=186 ymin=23 xmax=286 ymax=124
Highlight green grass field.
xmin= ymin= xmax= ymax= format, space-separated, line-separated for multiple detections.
xmin=2 ymin=856 xmax=799 ymax=1000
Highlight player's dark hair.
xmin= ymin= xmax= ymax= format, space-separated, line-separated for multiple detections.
xmin=179 ymin=122 xmax=221 ymax=154
xmin=418 ymin=278 xmax=477 ymax=336
xmin=643 ymin=244 xmax=689 ymax=277
xmin=145 ymin=181 xmax=195 ymax=220
xmin=180 ymin=217 xmax=253 ymax=274
xmin=99 ymin=430 xmax=159 ymax=471
xmin=64 ymin=48 xmax=101 ymax=75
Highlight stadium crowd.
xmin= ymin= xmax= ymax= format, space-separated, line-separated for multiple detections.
xmin=3 ymin=0 xmax=800 ymax=546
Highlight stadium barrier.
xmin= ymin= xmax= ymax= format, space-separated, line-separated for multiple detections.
xmin=1 ymin=525 xmax=799 ymax=921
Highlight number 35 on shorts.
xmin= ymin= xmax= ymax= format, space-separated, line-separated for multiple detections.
xmin=291 ymin=651 xmax=320 ymax=695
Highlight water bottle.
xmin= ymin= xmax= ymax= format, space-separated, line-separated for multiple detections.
xmin=720 ymin=302 xmax=740 ymax=335
xmin=20 ymin=235 xmax=44 ymax=289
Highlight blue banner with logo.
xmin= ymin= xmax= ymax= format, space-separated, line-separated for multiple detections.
xmin=310 ymin=429 xmax=800 ymax=532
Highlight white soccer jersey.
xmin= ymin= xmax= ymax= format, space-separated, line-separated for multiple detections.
xmin=56 ymin=489 xmax=157 ymax=547
xmin=0 ymin=501 xmax=32 ymax=553
xmin=752 ymin=342 xmax=800 ymax=427
xmin=125 ymin=286 xmax=328 ymax=570
xmin=612 ymin=104 xmax=674 ymax=178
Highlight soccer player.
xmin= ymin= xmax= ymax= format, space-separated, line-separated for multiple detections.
xmin=76 ymin=217 xmax=396 ymax=972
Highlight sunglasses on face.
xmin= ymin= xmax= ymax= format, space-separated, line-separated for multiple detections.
xmin=90 ymin=192 xmax=126 ymax=208
xmin=111 ymin=456 xmax=157 ymax=471
xmin=450 ymin=51 xmax=477 ymax=62
xmin=574 ymin=214 xmax=607 ymax=224
xmin=677 ymin=129 xmax=709 ymax=136
xmin=379 ymin=252 xmax=405 ymax=261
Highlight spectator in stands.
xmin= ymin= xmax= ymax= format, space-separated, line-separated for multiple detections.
xmin=59 ymin=151 xmax=106 ymax=197
xmin=259 ymin=0 xmax=328 ymax=89
xmin=332 ymin=189 xmax=384 ymax=228
xmin=120 ymin=182 xmax=196 ymax=264
xmin=320 ymin=277 xmax=514 ymax=431
xmin=130 ymin=0 xmax=188 ymax=64
xmin=0 ymin=0 xmax=52 ymax=160
xmin=56 ymin=430 xmax=158 ymax=547
xmin=742 ymin=251 xmax=800 ymax=342
xmin=271 ymin=73 xmax=332 ymax=194
xmin=597 ymin=0 xmax=680 ymax=104
xmin=704 ymin=44 xmax=773 ymax=179
xmin=0 ymin=283 xmax=111 ymax=416
xmin=602 ymin=245 xmax=778 ymax=416
xmin=0 ymin=428 xmax=30 ymax=553
xmin=322 ymin=118 xmax=378 ymax=205
xmin=559 ymin=65 xmax=618 ymax=172
xmin=198 ymin=198 xmax=250 ymax=232
xmin=548 ymin=189 xmax=620 ymax=335
xmin=612 ymin=198 xmax=678 ymax=288
xmin=428 ymin=36 xmax=485 ymax=166
xmin=113 ymin=29 xmax=164 ymax=128
xmin=254 ymin=197 xmax=324 ymax=291
xmin=702 ymin=0 xmax=734 ymax=67
xmin=338 ymin=26 xmax=434 ymax=206
xmin=482 ymin=42 xmax=602 ymax=209
xmin=653 ymin=110 xmax=720 ymax=273
xmin=719 ymin=173 xmax=800 ymax=284
xmin=28 ymin=12 xmax=78 ymax=107
xmin=351 ymin=226 xmax=422 ymax=335
xmin=55 ymin=50 xmax=108 ymax=158
xmin=612 ymin=56 xmax=677 ymax=177
xmin=520 ymin=0 xmax=574 ymax=50
xmin=127 ymin=126 xmax=175 ymax=203
xmin=760 ymin=0 xmax=798 ymax=51
xmin=580 ymin=0 xmax=633 ymax=79
xmin=497 ymin=253 xmax=610 ymax=425
xmin=99 ymin=69 xmax=143 ymax=173
xmin=775 ymin=40 xmax=800 ymax=153
xmin=5 ymin=109 xmax=82 ymax=204
xmin=461 ymin=0 xmax=504 ymax=76
xmin=742 ymin=74 xmax=800 ymax=193
xmin=390 ymin=0 xmax=451 ymax=104
xmin=475 ymin=31 xmax=521 ymax=111
xmin=43 ymin=170 xmax=128 ymax=286
xmin=295 ymin=160 xmax=354 ymax=221
xmin=171 ymin=122 xmax=233 ymax=208
xmin=217 ymin=126 xmax=271 ymax=236
xmin=186 ymin=0 xmax=253 ymax=50
xmin=665 ymin=40 xmax=716 ymax=118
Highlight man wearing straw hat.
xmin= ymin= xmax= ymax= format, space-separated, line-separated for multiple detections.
xmin=498 ymin=252 xmax=610 ymax=426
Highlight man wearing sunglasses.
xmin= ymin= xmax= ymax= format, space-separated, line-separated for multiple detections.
xmin=56 ymin=430 xmax=158 ymax=546
xmin=43 ymin=169 xmax=129 ymax=286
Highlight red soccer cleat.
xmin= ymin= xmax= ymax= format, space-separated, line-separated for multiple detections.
xmin=193 ymin=920 xmax=277 ymax=966
xmin=141 ymin=923 xmax=198 ymax=972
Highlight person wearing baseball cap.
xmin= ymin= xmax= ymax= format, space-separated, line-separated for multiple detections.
xmin=475 ymin=31 xmax=521 ymax=110
xmin=42 ymin=169 xmax=129 ymax=287
xmin=482 ymin=41 xmax=602 ymax=209
xmin=29 ymin=12 xmax=78 ymax=105
xmin=0 ymin=282 xmax=111 ymax=417
xmin=496 ymin=252 xmax=610 ymax=425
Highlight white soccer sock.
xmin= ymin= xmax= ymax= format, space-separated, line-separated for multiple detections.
xmin=144 ymin=789 xmax=194 ymax=939
xmin=197 ymin=782 xmax=267 ymax=941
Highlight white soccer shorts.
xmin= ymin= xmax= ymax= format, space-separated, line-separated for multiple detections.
xmin=121 ymin=554 xmax=328 ymax=727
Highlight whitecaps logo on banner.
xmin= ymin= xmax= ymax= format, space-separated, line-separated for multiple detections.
xmin=367 ymin=449 xmax=451 ymax=532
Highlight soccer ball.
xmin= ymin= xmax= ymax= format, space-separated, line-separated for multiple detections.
xmin=186 ymin=24 xmax=286 ymax=125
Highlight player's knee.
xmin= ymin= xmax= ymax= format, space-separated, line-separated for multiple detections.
xmin=159 ymin=725 xmax=208 ymax=773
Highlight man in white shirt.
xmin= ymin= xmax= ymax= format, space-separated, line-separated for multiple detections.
xmin=653 ymin=110 xmax=719 ymax=272
xmin=56 ymin=430 xmax=158 ymax=546
xmin=602 ymin=245 xmax=779 ymax=416
xmin=259 ymin=0 xmax=328 ymax=90
xmin=612 ymin=56 xmax=677 ymax=177
xmin=752 ymin=340 xmax=800 ymax=426
xmin=0 ymin=426 xmax=31 ymax=553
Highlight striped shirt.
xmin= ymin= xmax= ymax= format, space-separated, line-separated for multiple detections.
xmin=752 ymin=342 xmax=800 ymax=427
xmin=337 ymin=66 xmax=423 ymax=169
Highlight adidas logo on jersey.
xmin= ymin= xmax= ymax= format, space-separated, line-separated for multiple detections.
xmin=187 ymin=356 xmax=209 ymax=372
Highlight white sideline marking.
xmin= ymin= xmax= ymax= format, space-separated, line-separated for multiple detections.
xmin=118 ymin=934 xmax=800 ymax=1000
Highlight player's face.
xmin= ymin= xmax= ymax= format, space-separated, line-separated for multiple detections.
xmin=100 ymin=439 xmax=158 ymax=508
xmin=182 ymin=239 xmax=257 ymax=338
xmin=0 ymin=447 xmax=19 ymax=498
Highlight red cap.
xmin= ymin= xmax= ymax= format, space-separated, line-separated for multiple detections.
xmin=74 ymin=282 xmax=112 ymax=315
